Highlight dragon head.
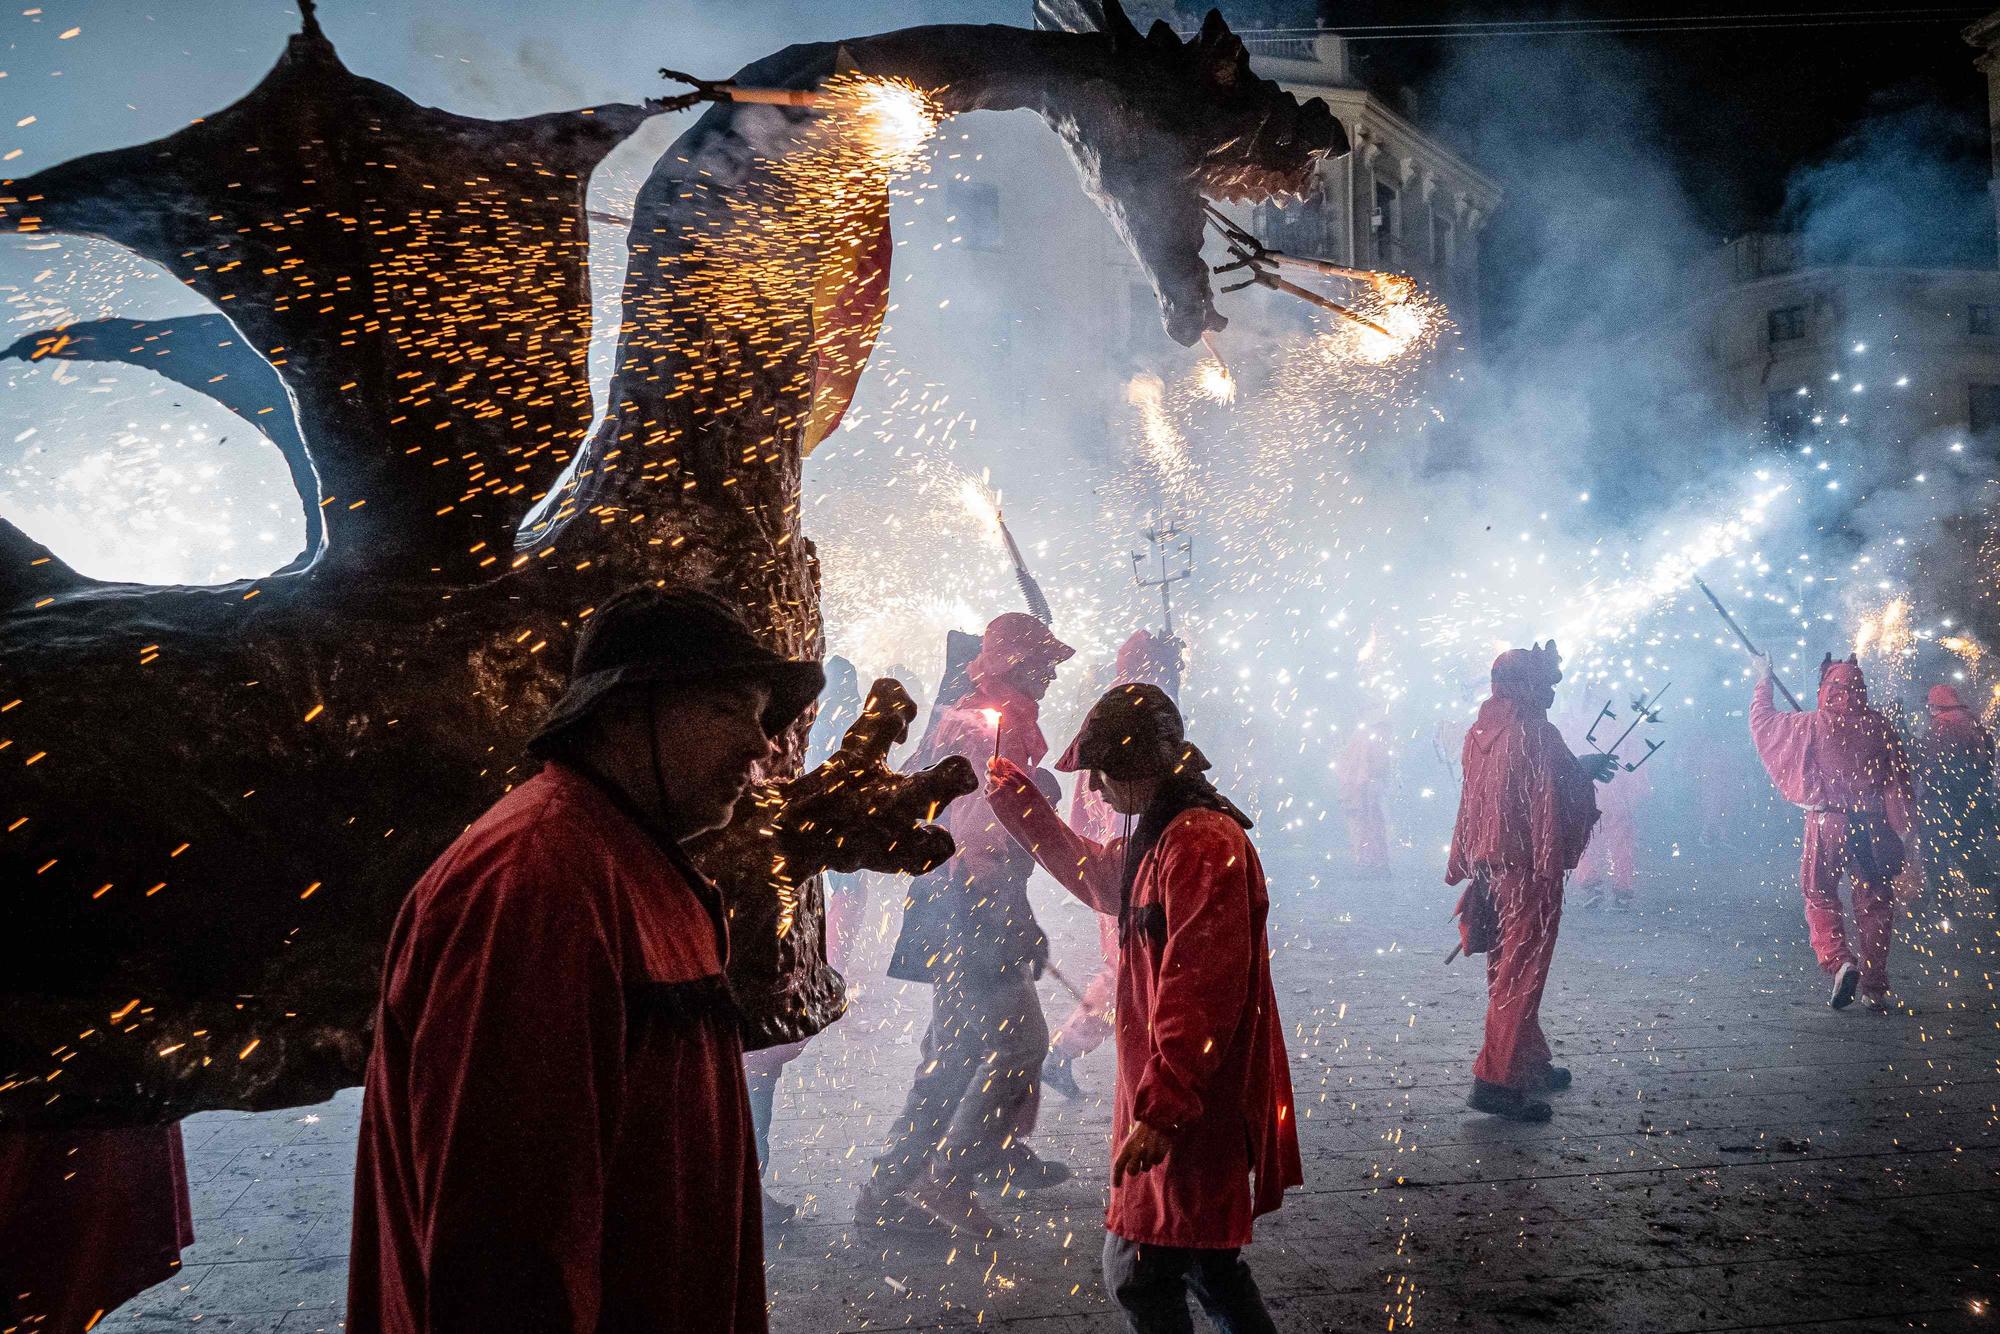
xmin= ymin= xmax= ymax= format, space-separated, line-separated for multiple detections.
xmin=1036 ymin=1 xmax=1346 ymax=344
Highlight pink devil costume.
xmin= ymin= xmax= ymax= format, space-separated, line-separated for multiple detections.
xmin=1750 ymin=656 xmax=1913 ymax=1006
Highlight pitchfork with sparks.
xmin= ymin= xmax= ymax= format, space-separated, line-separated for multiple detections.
xmin=1202 ymin=204 xmax=1413 ymax=339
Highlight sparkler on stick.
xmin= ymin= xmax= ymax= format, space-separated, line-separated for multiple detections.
xmin=1693 ymin=575 xmax=1803 ymax=712
xmin=959 ymin=475 xmax=1054 ymax=625
xmin=656 ymin=68 xmax=939 ymax=159
xmin=1196 ymin=331 xmax=1238 ymax=404
xmin=981 ymin=707 xmax=1005 ymax=764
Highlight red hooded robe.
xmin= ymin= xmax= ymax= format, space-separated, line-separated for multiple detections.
xmin=988 ymin=769 xmax=1301 ymax=1249
xmin=347 ymin=763 xmax=764 ymax=1334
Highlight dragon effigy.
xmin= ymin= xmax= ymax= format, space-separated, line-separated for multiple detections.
xmin=0 ymin=0 xmax=1342 ymax=1124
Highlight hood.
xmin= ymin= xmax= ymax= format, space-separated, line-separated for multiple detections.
xmin=968 ymin=612 xmax=1074 ymax=689
xmin=1466 ymin=694 xmax=1533 ymax=754
xmin=1818 ymin=658 xmax=1867 ymax=716
xmin=1114 ymin=628 xmax=1184 ymax=692
xmin=1927 ymin=683 xmax=1970 ymax=715
xmin=1490 ymin=641 xmax=1562 ymax=710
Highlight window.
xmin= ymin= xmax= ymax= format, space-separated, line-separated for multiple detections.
xmin=1430 ymin=211 xmax=1454 ymax=267
xmin=943 ymin=180 xmax=1001 ymax=251
xmin=1972 ymin=303 xmax=1996 ymax=335
xmin=1767 ymin=389 xmax=1809 ymax=442
xmin=1971 ymin=383 xmax=2000 ymax=436
xmin=1373 ymin=181 xmax=1398 ymax=261
xmin=1767 ymin=305 xmax=1806 ymax=343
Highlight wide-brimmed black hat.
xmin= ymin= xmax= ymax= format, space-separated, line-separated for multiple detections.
xmin=1056 ymin=682 xmax=1210 ymax=781
xmin=528 ymin=585 xmax=824 ymax=755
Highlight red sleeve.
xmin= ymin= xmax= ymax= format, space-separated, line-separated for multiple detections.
xmin=988 ymin=765 xmax=1123 ymax=915
xmin=407 ymin=830 xmax=625 ymax=1332
xmin=1750 ymin=677 xmax=1811 ymax=804
xmin=1132 ymin=814 xmax=1255 ymax=1133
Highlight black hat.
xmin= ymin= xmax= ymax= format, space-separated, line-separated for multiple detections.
xmin=1056 ymin=682 xmax=1210 ymax=781
xmin=528 ymin=585 xmax=825 ymax=755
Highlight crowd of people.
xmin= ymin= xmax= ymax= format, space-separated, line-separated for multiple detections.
xmin=5 ymin=579 xmax=1997 ymax=1332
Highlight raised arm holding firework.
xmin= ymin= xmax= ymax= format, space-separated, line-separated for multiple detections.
xmin=986 ymin=684 xmax=1299 ymax=1334
xmin=1749 ymin=653 xmax=1914 ymax=1011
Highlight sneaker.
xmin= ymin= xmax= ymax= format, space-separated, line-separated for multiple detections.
xmin=853 ymin=1179 xmax=931 ymax=1237
xmin=1829 ymin=961 xmax=1860 ymax=1010
xmin=762 ymin=1189 xmax=797 ymax=1231
xmin=1538 ymin=1065 xmax=1573 ymax=1093
xmin=1042 ymin=1049 xmax=1084 ymax=1102
xmin=1467 ymin=1078 xmax=1554 ymax=1123
xmin=902 ymin=1174 xmax=1012 ymax=1241
xmin=971 ymin=1143 xmax=1073 ymax=1191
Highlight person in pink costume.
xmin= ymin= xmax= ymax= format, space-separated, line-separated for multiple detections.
xmin=1749 ymin=653 xmax=1914 ymax=1010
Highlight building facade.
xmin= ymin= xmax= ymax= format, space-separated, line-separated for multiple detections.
xmin=1685 ymin=233 xmax=2000 ymax=448
xmin=1241 ymin=33 xmax=1501 ymax=343
xmin=1680 ymin=16 xmax=2000 ymax=450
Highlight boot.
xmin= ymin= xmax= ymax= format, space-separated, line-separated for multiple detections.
xmin=1538 ymin=1065 xmax=1572 ymax=1093
xmin=1828 ymin=961 xmax=1860 ymax=1010
xmin=1468 ymin=1078 xmax=1553 ymax=1123
xmin=971 ymin=1142 xmax=1073 ymax=1191
xmin=1041 ymin=1048 xmax=1083 ymax=1101
xmin=902 ymin=1170 xmax=1013 ymax=1241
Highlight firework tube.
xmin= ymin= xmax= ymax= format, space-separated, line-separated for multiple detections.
xmin=1693 ymin=575 xmax=1803 ymax=712
xmin=996 ymin=515 xmax=1054 ymax=626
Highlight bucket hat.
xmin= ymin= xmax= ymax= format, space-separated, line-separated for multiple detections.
xmin=528 ymin=585 xmax=824 ymax=755
xmin=1055 ymin=682 xmax=1208 ymax=781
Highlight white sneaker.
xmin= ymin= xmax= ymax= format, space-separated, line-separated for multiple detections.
xmin=1828 ymin=961 xmax=1860 ymax=1010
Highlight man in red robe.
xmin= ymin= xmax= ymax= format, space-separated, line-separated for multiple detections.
xmin=1910 ymin=683 xmax=1997 ymax=902
xmin=987 ymin=683 xmax=1300 ymax=1333
xmin=1447 ymin=642 xmax=1608 ymax=1123
xmin=347 ymin=586 xmax=823 ymax=1333
xmin=0 ymin=1126 xmax=193 ymax=1331
xmin=864 ymin=612 xmax=1075 ymax=1238
xmin=1044 ymin=627 xmax=1184 ymax=1103
xmin=1750 ymin=653 xmax=1913 ymax=1010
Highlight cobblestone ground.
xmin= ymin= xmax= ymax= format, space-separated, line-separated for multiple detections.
xmin=98 ymin=834 xmax=1999 ymax=1332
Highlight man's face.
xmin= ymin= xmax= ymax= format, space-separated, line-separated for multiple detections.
xmin=1088 ymin=768 xmax=1148 ymax=815
xmin=645 ymin=682 xmax=777 ymax=835
xmin=1013 ymin=655 xmax=1061 ymax=701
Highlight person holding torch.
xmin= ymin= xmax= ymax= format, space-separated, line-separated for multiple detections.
xmin=862 ymin=612 xmax=1076 ymax=1239
xmin=984 ymin=684 xmax=1300 ymax=1333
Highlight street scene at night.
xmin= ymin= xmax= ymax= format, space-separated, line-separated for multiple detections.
xmin=0 ymin=1 xmax=1997 ymax=1331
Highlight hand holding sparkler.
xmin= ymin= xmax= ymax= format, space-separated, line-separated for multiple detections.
xmin=987 ymin=754 xmax=1030 ymax=795
xmin=981 ymin=707 xmax=1005 ymax=764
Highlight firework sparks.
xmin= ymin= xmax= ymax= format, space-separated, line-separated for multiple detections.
xmin=957 ymin=471 xmax=1004 ymax=543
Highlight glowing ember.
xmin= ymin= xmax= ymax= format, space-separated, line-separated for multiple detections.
xmin=835 ymin=75 xmax=940 ymax=163
xmin=1196 ymin=359 xmax=1237 ymax=404
xmin=958 ymin=473 xmax=1004 ymax=541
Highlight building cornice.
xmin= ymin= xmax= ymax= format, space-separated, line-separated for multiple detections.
xmin=1254 ymin=59 xmax=1503 ymax=212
